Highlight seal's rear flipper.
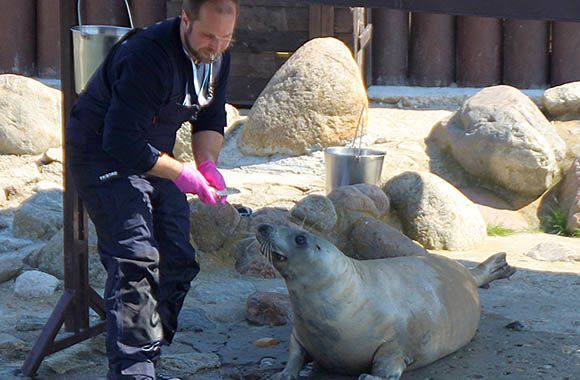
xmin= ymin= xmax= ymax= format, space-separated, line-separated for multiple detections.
xmin=470 ymin=252 xmax=516 ymax=288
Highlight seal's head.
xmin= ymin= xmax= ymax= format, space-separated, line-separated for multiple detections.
xmin=255 ymin=223 xmax=344 ymax=281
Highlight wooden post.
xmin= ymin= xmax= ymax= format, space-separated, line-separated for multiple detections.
xmin=353 ymin=7 xmax=372 ymax=84
xmin=82 ymin=0 xmax=130 ymax=26
xmin=456 ymin=16 xmax=502 ymax=87
xmin=409 ymin=13 xmax=455 ymax=86
xmin=309 ymin=4 xmax=334 ymax=38
xmin=551 ymin=21 xmax=580 ymax=86
xmin=503 ymin=19 xmax=549 ymax=88
xmin=130 ymin=0 xmax=167 ymax=28
xmin=0 ymin=0 xmax=36 ymax=75
xmin=372 ymin=9 xmax=409 ymax=85
xmin=37 ymin=0 xmax=61 ymax=78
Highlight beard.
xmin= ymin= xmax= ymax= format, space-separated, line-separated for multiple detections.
xmin=183 ymin=24 xmax=217 ymax=64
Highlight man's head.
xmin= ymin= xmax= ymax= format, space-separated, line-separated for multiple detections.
xmin=180 ymin=0 xmax=238 ymax=63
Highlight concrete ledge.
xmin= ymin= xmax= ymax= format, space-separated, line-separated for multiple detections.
xmin=368 ymin=85 xmax=546 ymax=109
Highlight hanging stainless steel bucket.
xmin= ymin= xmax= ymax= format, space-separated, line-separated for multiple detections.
xmin=324 ymin=147 xmax=386 ymax=194
xmin=70 ymin=0 xmax=134 ymax=94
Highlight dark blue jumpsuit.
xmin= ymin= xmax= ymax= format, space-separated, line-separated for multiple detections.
xmin=65 ymin=17 xmax=229 ymax=380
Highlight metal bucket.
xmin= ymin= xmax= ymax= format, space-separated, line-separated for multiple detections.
xmin=324 ymin=147 xmax=386 ymax=194
xmin=70 ymin=0 xmax=134 ymax=94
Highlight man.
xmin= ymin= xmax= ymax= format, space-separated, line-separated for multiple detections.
xmin=65 ymin=1 xmax=238 ymax=378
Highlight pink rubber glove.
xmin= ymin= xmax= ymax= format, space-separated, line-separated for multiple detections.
xmin=197 ymin=160 xmax=227 ymax=205
xmin=173 ymin=163 xmax=217 ymax=205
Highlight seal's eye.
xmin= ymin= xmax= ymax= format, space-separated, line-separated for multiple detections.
xmin=295 ymin=235 xmax=307 ymax=245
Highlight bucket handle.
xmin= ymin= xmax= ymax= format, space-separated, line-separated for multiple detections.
xmin=77 ymin=0 xmax=134 ymax=29
xmin=350 ymin=104 xmax=366 ymax=159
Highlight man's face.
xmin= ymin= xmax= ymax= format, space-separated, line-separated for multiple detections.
xmin=181 ymin=2 xmax=237 ymax=63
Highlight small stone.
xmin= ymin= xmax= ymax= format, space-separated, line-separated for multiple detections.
xmin=34 ymin=180 xmax=62 ymax=192
xmin=15 ymin=315 xmax=46 ymax=331
xmin=44 ymin=343 xmax=95 ymax=375
xmin=259 ymin=357 xmax=275 ymax=367
xmin=253 ymin=338 xmax=280 ymax=347
xmin=0 ymin=333 xmax=28 ymax=360
xmin=159 ymin=352 xmax=220 ymax=374
xmin=505 ymin=320 xmax=527 ymax=331
xmin=246 ymin=291 xmax=291 ymax=326
xmin=14 ymin=270 xmax=60 ymax=298
xmin=39 ymin=147 xmax=63 ymax=165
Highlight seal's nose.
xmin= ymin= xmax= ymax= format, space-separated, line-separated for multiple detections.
xmin=257 ymin=224 xmax=273 ymax=237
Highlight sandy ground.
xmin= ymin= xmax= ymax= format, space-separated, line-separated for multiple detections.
xmin=0 ymin=106 xmax=579 ymax=380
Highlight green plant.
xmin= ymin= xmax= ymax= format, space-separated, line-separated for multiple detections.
xmin=544 ymin=207 xmax=579 ymax=237
xmin=486 ymin=225 xmax=514 ymax=237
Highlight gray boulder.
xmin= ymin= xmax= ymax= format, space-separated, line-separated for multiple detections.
xmin=189 ymin=199 xmax=241 ymax=252
xmin=558 ymin=158 xmax=580 ymax=233
xmin=385 ymin=171 xmax=487 ymax=250
xmin=326 ymin=183 xmax=390 ymax=249
xmin=432 ymin=85 xmax=566 ymax=198
xmin=0 ymin=74 xmax=61 ymax=154
xmin=35 ymin=223 xmax=107 ymax=288
xmin=239 ymin=37 xmax=368 ymax=156
xmin=349 ymin=216 xmax=427 ymax=259
xmin=290 ymin=194 xmax=337 ymax=232
xmin=542 ymin=81 xmax=580 ymax=118
xmin=14 ymin=270 xmax=60 ymax=298
xmin=12 ymin=190 xmax=63 ymax=240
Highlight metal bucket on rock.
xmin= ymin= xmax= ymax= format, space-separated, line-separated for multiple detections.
xmin=324 ymin=106 xmax=385 ymax=194
xmin=70 ymin=0 xmax=134 ymax=94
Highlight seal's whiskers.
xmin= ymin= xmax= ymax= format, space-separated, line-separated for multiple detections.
xmin=246 ymin=237 xmax=258 ymax=250
xmin=259 ymin=239 xmax=272 ymax=265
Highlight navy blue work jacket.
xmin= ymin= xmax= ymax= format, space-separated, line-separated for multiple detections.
xmin=67 ymin=17 xmax=230 ymax=175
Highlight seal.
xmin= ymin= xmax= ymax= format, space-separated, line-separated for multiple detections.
xmin=255 ymin=223 xmax=515 ymax=380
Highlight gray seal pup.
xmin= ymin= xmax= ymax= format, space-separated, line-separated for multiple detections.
xmin=255 ymin=223 xmax=515 ymax=380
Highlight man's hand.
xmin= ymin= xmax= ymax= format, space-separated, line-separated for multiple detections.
xmin=173 ymin=163 xmax=217 ymax=205
xmin=197 ymin=160 xmax=227 ymax=204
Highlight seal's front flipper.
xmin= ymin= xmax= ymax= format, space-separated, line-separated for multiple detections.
xmin=270 ymin=332 xmax=306 ymax=380
xmin=358 ymin=340 xmax=408 ymax=380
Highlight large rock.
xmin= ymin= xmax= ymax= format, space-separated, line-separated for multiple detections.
xmin=35 ymin=223 xmax=107 ymax=288
xmin=0 ymin=74 xmax=61 ymax=155
xmin=525 ymin=242 xmax=580 ymax=262
xmin=246 ymin=291 xmax=291 ymax=326
xmin=0 ymin=243 xmax=43 ymax=284
xmin=326 ymin=183 xmax=390 ymax=249
xmin=349 ymin=216 xmax=427 ymax=259
xmin=290 ymin=194 xmax=337 ymax=232
xmin=431 ymin=85 xmax=566 ymax=198
xmin=14 ymin=270 xmax=60 ymax=298
xmin=239 ymin=37 xmax=368 ymax=156
xmin=558 ymin=158 xmax=580 ymax=232
xmin=542 ymin=82 xmax=580 ymax=118
xmin=174 ymin=104 xmax=242 ymax=162
xmin=385 ymin=171 xmax=487 ymax=250
xmin=189 ymin=200 xmax=241 ymax=252
xmin=12 ymin=190 xmax=63 ymax=240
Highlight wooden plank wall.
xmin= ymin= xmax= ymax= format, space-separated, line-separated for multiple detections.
xmin=230 ymin=1 xmax=355 ymax=105
xmin=6 ymin=1 xmax=580 ymax=105
xmin=372 ymin=10 xmax=580 ymax=88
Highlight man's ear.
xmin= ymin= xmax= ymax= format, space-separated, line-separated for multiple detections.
xmin=181 ymin=9 xmax=190 ymax=26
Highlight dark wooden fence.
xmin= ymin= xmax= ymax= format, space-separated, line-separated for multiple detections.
xmin=1 ymin=0 xmax=580 ymax=105
xmin=372 ymin=11 xmax=580 ymax=89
